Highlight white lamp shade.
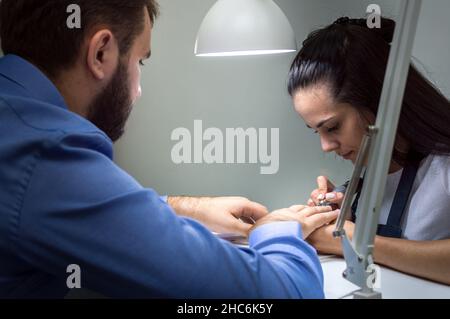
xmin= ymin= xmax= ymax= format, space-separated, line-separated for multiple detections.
xmin=195 ymin=0 xmax=297 ymax=57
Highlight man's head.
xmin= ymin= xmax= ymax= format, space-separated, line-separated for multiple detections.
xmin=0 ymin=0 xmax=159 ymax=142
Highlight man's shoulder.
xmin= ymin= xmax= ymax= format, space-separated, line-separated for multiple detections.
xmin=0 ymin=92 xmax=113 ymax=162
xmin=0 ymin=92 xmax=109 ymax=142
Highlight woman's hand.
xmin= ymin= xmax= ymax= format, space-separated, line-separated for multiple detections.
xmin=250 ymin=205 xmax=340 ymax=239
xmin=307 ymin=175 xmax=345 ymax=208
xmin=307 ymin=221 xmax=355 ymax=255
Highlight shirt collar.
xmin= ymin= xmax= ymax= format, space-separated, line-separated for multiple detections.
xmin=0 ymin=54 xmax=67 ymax=109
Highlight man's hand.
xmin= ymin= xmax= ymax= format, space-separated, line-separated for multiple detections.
xmin=307 ymin=221 xmax=355 ymax=255
xmin=307 ymin=176 xmax=344 ymax=208
xmin=168 ymin=196 xmax=269 ymax=236
xmin=250 ymin=205 xmax=340 ymax=239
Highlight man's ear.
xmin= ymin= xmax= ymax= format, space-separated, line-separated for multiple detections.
xmin=86 ymin=30 xmax=119 ymax=81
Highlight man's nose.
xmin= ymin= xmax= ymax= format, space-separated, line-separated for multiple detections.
xmin=137 ymin=85 xmax=142 ymax=99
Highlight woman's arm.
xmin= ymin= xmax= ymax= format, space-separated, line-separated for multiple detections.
xmin=374 ymin=236 xmax=450 ymax=285
xmin=307 ymin=222 xmax=450 ymax=285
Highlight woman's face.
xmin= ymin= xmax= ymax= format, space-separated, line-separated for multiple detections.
xmin=293 ymin=84 xmax=372 ymax=163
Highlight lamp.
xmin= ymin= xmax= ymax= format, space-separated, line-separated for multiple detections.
xmin=194 ymin=0 xmax=297 ymax=57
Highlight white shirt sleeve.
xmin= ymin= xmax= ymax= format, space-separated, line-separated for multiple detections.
xmin=441 ymin=156 xmax=450 ymax=196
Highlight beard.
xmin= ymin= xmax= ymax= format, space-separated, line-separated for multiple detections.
xmin=87 ymin=61 xmax=133 ymax=143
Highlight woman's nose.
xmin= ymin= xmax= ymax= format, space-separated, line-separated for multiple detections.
xmin=320 ymin=136 xmax=338 ymax=153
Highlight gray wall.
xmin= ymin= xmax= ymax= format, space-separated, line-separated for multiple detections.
xmin=114 ymin=0 xmax=450 ymax=211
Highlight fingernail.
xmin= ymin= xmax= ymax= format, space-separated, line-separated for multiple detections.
xmin=318 ymin=194 xmax=325 ymax=200
xmin=325 ymin=193 xmax=336 ymax=200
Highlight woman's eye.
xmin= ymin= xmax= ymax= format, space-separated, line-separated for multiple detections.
xmin=139 ymin=60 xmax=145 ymax=66
xmin=327 ymin=126 xmax=339 ymax=133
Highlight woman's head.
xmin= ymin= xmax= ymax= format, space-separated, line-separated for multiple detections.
xmin=288 ymin=17 xmax=450 ymax=166
xmin=292 ymin=82 xmax=372 ymax=163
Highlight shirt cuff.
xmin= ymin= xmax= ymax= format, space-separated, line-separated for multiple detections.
xmin=249 ymin=221 xmax=303 ymax=247
xmin=159 ymin=195 xmax=168 ymax=203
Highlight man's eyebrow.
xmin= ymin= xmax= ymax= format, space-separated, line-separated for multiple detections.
xmin=306 ymin=117 xmax=335 ymax=129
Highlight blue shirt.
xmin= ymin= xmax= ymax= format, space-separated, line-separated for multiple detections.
xmin=0 ymin=54 xmax=324 ymax=298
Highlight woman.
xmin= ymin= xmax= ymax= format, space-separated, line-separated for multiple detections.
xmin=288 ymin=16 xmax=450 ymax=285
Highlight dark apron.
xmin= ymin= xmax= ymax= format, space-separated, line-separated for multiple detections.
xmin=351 ymin=157 xmax=422 ymax=238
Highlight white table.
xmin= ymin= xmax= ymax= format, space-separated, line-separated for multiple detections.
xmin=320 ymin=255 xmax=450 ymax=299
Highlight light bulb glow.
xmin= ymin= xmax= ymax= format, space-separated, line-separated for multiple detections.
xmin=196 ymin=49 xmax=296 ymax=57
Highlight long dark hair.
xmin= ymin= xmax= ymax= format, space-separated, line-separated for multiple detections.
xmin=288 ymin=17 xmax=450 ymax=165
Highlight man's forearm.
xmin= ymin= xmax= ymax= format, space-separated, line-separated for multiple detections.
xmin=373 ymin=237 xmax=450 ymax=285
xmin=167 ymin=196 xmax=210 ymax=219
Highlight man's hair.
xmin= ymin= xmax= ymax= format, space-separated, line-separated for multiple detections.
xmin=0 ymin=0 xmax=159 ymax=78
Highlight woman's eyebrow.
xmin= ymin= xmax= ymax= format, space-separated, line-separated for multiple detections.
xmin=306 ymin=117 xmax=335 ymax=129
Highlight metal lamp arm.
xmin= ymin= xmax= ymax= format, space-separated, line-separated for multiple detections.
xmin=333 ymin=0 xmax=423 ymax=298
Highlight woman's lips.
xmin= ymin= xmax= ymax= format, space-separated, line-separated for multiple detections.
xmin=343 ymin=151 xmax=353 ymax=160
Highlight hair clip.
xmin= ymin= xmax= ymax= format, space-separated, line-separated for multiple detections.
xmin=333 ymin=17 xmax=350 ymax=25
xmin=333 ymin=17 xmax=369 ymax=29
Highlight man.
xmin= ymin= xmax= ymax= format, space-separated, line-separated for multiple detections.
xmin=0 ymin=0 xmax=339 ymax=298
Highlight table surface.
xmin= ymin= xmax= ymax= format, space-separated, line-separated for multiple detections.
xmin=320 ymin=255 xmax=450 ymax=299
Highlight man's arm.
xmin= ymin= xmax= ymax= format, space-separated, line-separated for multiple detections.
xmin=15 ymin=132 xmax=326 ymax=298
xmin=167 ymin=196 xmax=269 ymax=236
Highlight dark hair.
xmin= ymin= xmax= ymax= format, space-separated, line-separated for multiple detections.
xmin=288 ymin=17 xmax=450 ymax=165
xmin=0 ymin=0 xmax=159 ymax=78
